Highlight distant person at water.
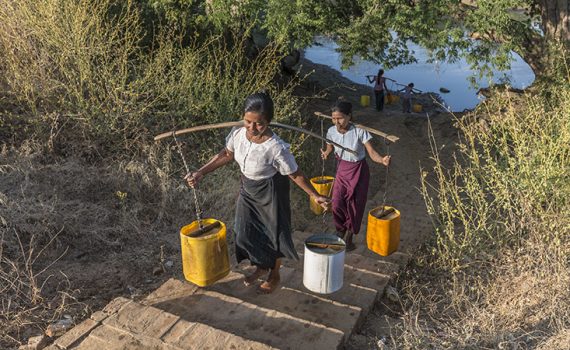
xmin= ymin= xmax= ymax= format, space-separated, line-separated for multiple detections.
xmin=367 ymin=69 xmax=389 ymax=112
xmin=399 ymin=83 xmax=415 ymax=113
xmin=186 ymin=92 xmax=330 ymax=294
xmin=321 ymin=100 xmax=391 ymax=251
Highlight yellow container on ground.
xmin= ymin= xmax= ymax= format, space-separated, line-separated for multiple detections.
xmin=366 ymin=206 xmax=400 ymax=256
xmin=180 ymin=218 xmax=230 ymax=287
xmin=386 ymin=93 xmax=399 ymax=105
xmin=412 ymin=104 xmax=422 ymax=112
xmin=309 ymin=176 xmax=335 ymax=215
xmin=360 ymin=95 xmax=370 ymax=107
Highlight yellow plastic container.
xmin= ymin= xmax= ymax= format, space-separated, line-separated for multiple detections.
xmin=360 ymin=95 xmax=370 ymax=107
xmin=386 ymin=93 xmax=399 ymax=105
xmin=180 ymin=218 xmax=230 ymax=287
xmin=412 ymin=104 xmax=423 ymax=113
xmin=366 ymin=206 xmax=400 ymax=256
xmin=309 ymin=176 xmax=335 ymax=215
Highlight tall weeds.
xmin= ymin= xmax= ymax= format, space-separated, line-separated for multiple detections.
xmin=0 ymin=0 xmax=307 ymax=347
xmin=0 ymin=0 xmax=302 ymax=153
xmin=395 ymin=58 xmax=570 ymax=348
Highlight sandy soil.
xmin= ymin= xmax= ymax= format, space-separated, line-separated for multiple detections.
xmin=0 ymin=57 xmax=460 ymax=348
xmin=296 ymin=57 xmax=459 ymax=248
xmin=295 ymin=58 xmax=460 ymax=349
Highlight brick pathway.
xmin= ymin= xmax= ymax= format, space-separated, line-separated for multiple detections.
xmin=46 ymin=229 xmax=405 ymax=350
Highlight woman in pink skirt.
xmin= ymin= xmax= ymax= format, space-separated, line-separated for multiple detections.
xmin=321 ymin=100 xmax=391 ymax=251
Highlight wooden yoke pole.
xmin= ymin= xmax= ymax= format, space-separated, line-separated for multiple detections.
xmin=313 ymin=112 xmax=400 ymax=143
xmin=153 ymin=120 xmax=358 ymax=155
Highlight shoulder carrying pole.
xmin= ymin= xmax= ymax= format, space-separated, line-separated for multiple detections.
xmin=154 ymin=121 xmax=358 ymax=155
xmin=313 ymin=112 xmax=400 ymax=143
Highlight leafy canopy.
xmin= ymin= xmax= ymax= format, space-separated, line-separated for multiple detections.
xmin=144 ymin=0 xmax=554 ymax=76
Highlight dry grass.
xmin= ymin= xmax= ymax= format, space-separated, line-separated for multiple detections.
xmin=0 ymin=0 xmax=305 ymax=153
xmin=387 ymin=56 xmax=570 ymax=348
xmin=0 ymin=1 xmax=315 ymax=347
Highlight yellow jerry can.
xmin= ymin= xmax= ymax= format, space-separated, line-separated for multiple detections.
xmin=412 ymin=104 xmax=423 ymax=113
xmin=366 ymin=206 xmax=400 ymax=256
xmin=180 ymin=218 xmax=230 ymax=286
xmin=309 ymin=176 xmax=335 ymax=215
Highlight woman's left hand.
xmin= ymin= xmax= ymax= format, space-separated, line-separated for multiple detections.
xmin=314 ymin=195 xmax=332 ymax=211
xmin=382 ymin=155 xmax=391 ymax=167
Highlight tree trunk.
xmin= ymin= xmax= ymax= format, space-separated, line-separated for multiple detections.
xmin=520 ymin=1 xmax=569 ymax=76
xmin=540 ymin=0 xmax=570 ymax=42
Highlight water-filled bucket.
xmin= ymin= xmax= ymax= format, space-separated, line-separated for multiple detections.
xmin=303 ymin=233 xmax=345 ymax=294
xmin=366 ymin=206 xmax=400 ymax=256
xmin=180 ymin=218 xmax=230 ymax=286
xmin=360 ymin=95 xmax=370 ymax=107
xmin=309 ymin=176 xmax=334 ymax=215
xmin=412 ymin=104 xmax=423 ymax=113
xmin=386 ymin=93 xmax=399 ymax=104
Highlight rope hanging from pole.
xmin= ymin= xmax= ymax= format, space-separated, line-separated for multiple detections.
xmin=172 ymin=131 xmax=204 ymax=229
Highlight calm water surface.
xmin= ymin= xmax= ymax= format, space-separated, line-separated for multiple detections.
xmin=304 ymin=37 xmax=535 ymax=112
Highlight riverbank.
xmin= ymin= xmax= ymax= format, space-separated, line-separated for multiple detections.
xmin=297 ymin=56 xmax=451 ymax=116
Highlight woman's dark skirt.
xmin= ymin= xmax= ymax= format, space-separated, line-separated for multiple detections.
xmin=234 ymin=173 xmax=298 ymax=270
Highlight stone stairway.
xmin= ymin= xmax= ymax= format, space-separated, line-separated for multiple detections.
xmin=45 ymin=230 xmax=405 ymax=350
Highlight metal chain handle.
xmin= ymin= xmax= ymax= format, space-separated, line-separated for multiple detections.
xmin=172 ymin=131 xmax=204 ymax=229
xmin=381 ymin=141 xmax=391 ymax=210
xmin=320 ymin=119 xmax=325 ymax=178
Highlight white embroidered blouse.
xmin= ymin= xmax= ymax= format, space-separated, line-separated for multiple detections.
xmin=225 ymin=127 xmax=298 ymax=180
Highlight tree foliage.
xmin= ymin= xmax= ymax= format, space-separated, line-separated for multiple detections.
xmin=143 ymin=0 xmax=569 ymax=77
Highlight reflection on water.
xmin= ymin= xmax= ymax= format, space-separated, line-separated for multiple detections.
xmin=304 ymin=37 xmax=535 ymax=112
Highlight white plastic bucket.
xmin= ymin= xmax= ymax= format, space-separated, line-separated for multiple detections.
xmin=303 ymin=233 xmax=346 ymax=294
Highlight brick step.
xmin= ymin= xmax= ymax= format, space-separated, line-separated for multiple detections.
xmin=51 ymin=231 xmax=401 ymax=350
xmin=46 ymin=297 xmax=271 ymax=350
xmin=142 ymin=277 xmax=345 ymax=349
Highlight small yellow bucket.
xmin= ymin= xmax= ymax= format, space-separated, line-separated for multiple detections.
xmin=309 ymin=176 xmax=335 ymax=215
xmin=412 ymin=104 xmax=423 ymax=113
xmin=385 ymin=93 xmax=398 ymax=105
xmin=180 ymin=218 xmax=230 ymax=287
xmin=366 ymin=206 xmax=400 ymax=256
xmin=360 ymin=95 xmax=370 ymax=107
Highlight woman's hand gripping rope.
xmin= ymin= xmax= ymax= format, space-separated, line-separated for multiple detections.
xmin=184 ymin=171 xmax=203 ymax=188
xmin=313 ymin=194 xmax=332 ymax=211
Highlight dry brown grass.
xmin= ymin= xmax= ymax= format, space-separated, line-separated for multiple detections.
xmin=384 ymin=59 xmax=570 ymax=349
xmin=363 ymin=49 xmax=570 ymax=349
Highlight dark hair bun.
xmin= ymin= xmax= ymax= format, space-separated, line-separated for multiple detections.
xmin=332 ymin=100 xmax=352 ymax=115
xmin=244 ymin=92 xmax=274 ymax=122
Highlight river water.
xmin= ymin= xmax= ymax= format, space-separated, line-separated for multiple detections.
xmin=304 ymin=37 xmax=535 ymax=112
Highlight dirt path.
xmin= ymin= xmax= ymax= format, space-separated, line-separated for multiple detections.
xmin=298 ymin=58 xmax=459 ymax=255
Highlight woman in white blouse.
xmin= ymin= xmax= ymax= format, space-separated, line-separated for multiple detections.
xmin=321 ymin=100 xmax=391 ymax=251
xmin=186 ymin=92 xmax=330 ymax=294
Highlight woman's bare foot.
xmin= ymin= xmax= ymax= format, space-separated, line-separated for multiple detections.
xmin=344 ymin=231 xmax=356 ymax=252
xmin=257 ymin=276 xmax=280 ymax=294
xmin=243 ymin=267 xmax=268 ymax=286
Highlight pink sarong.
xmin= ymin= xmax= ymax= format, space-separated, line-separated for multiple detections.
xmin=332 ymin=158 xmax=370 ymax=235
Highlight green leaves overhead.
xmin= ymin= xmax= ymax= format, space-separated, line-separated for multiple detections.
xmin=142 ymin=0 xmax=566 ymax=76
